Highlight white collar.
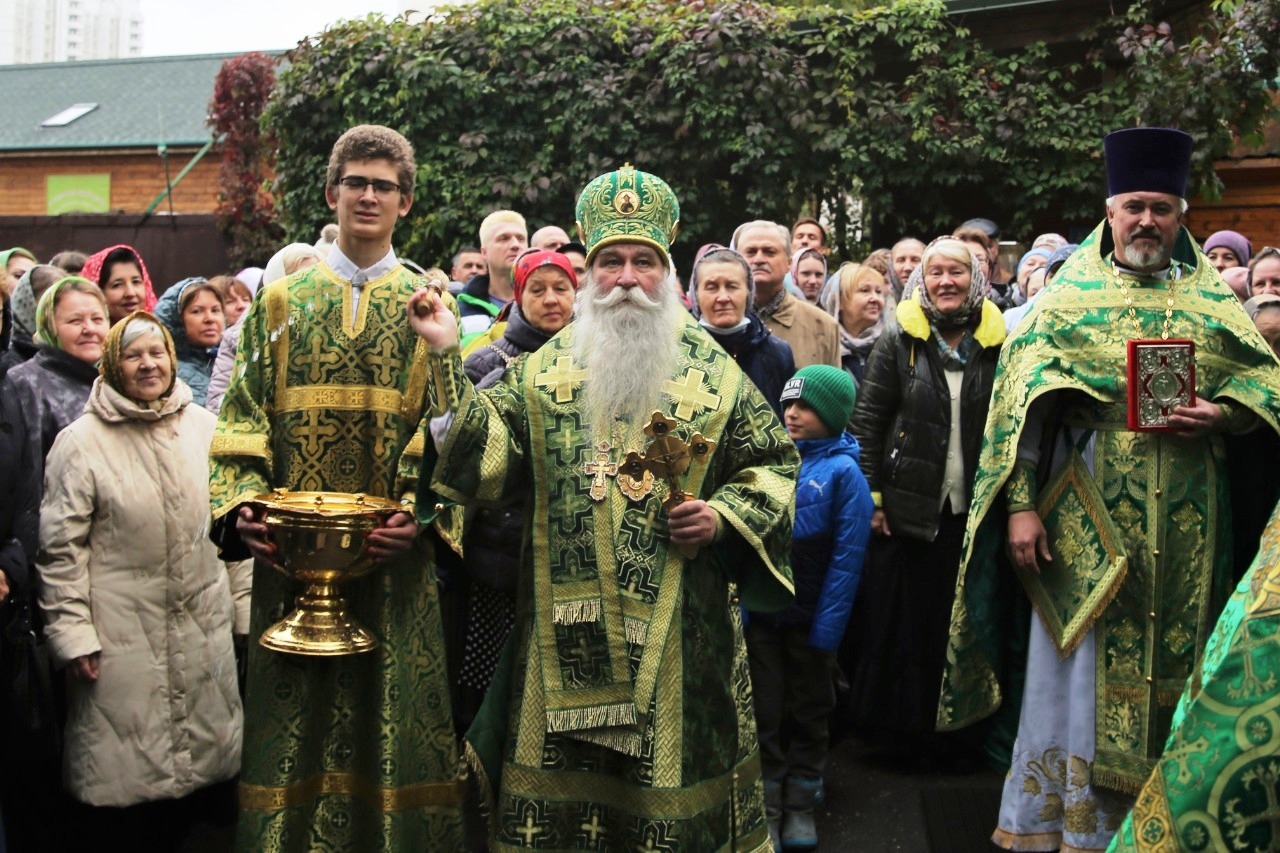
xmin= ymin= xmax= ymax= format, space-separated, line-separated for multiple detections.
xmin=326 ymin=242 xmax=398 ymax=285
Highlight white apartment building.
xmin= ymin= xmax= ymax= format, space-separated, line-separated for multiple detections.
xmin=0 ymin=0 xmax=142 ymax=65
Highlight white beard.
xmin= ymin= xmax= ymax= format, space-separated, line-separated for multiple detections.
xmin=1117 ymin=235 xmax=1171 ymax=272
xmin=571 ymin=271 xmax=682 ymax=434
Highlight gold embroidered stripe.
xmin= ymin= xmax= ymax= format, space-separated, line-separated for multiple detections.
xmin=240 ymin=772 xmax=466 ymax=813
xmin=501 ymin=750 xmax=762 ymax=820
xmin=209 ymin=433 xmax=268 ymax=458
xmin=277 ymin=385 xmax=403 ymax=415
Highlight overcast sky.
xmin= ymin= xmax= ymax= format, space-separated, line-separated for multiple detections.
xmin=138 ymin=1 xmax=420 ymax=57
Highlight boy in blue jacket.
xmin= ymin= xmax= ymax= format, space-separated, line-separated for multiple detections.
xmin=748 ymin=364 xmax=873 ymax=852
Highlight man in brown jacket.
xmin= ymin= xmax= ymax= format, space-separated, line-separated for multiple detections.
xmin=734 ymin=220 xmax=841 ymax=368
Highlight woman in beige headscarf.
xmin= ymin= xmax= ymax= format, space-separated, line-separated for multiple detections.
xmin=38 ymin=312 xmax=249 ymax=850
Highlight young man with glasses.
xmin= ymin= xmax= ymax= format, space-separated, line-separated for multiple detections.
xmin=208 ymin=125 xmax=465 ymax=851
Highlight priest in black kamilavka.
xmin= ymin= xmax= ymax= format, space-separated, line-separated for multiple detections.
xmin=939 ymin=127 xmax=1280 ymax=853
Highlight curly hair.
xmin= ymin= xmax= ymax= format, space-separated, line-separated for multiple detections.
xmin=325 ymin=125 xmax=416 ymax=197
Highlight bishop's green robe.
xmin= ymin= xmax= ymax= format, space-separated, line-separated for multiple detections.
xmin=1108 ymin=499 xmax=1280 ymax=852
xmin=429 ymin=311 xmax=799 ymax=852
xmin=208 ymin=262 xmax=465 ymax=851
xmin=938 ymin=223 xmax=1280 ymax=850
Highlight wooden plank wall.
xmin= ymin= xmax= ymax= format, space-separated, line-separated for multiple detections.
xmin=1186 ymin=161 xmax=1280 ymax=251
xmin=0 ymin=147 xmax=221 ymax=216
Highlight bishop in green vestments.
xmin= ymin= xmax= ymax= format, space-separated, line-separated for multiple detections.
xmin=938 ymin=128 xmax=1280 ymax=852
xmin=414 ymin=166 xmax=799 ymax=851
xmin=208 ymin=126 xmax=465 ymax=851
xmin=1108 ymin=498 xmax=1280 ymax=852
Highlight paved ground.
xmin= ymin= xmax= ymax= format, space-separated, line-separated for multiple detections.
xmin=816 ymin=737 xmax=1006 ymax=852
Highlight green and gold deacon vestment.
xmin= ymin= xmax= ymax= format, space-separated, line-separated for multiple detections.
xmin=429 ymin=312 xmax=799 ymax=852
xmin=1109 ymin=500 xmax=1280 ymax=853
xmin=209 ymin=262 xmax=465 ymax=851
xmin=939 ymin=223 xmax=1280 ymax=797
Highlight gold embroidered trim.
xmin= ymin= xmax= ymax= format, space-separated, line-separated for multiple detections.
xmin=403 ymin=430 xmax=425 ymax=459
xmin=239 ymin=772 xmax=466 ymax=813
xmin=545 ymin=702 xmax=637 ymax=734
xmin=552 ymin=598 xmax=603 ymax=626
xmin=1091 ymin=768 xmax=1144 ymax=796
xmin=401 ymin=335 xmax=431 ymax=422
xmin=990 ymin=827 xmax=1064 ymax=849
xmin=340 ymin=264 xmax=407 ymax=339
xmin=568 ymin=726 xmax=644 ymax=757
xmin=1004 ymin=460 xmax=1038 ymax=514
xmin=266 ymin=274 xmax=291 ymax=405
xmin=624 ymin=616 xmax=649 ymax=646
xmin=1127 ymin=768 xmax=1178 ymax=852
xmin=209 ymin=433 xmax=268 ymax=458
xmin=276 ymin=385 xmax=403 ymax=415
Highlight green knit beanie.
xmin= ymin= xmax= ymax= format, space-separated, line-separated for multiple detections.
xmin=780 ymin=364 xmax=856 ymax=435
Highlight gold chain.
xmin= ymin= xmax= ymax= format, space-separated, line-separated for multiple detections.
xmin=1115 ymin=269 xmax=1178 ymax=340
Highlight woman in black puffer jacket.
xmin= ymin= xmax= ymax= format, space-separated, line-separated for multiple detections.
xmin=845 ymin=237 xmax=1005 ymax=750
xmin=445 ymin=248 xmax=578 ymax=731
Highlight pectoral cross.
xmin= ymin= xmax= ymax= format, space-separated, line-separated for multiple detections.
xmin=584 ymin=443 xmax=618 ymax=502
xmin=621 ymin=413 xmax=717 ymax=558
xmin=663 ymin=368 xmax=720 ymax=421
xmin=535 ymin=356 xmax=588 ymax=403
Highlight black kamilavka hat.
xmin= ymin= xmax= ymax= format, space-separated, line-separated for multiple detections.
xmin=1104 ymin=127 xmax=1193 ymax=198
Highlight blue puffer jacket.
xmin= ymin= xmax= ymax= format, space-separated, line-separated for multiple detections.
xmin=153 ymin=277 xmax=220 ymax=408
xmin=752 ymin=431 xmax=873 ymax=650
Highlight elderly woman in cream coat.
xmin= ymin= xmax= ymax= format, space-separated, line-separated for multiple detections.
xmin=38 ymin=311 xmax=248 ymax=849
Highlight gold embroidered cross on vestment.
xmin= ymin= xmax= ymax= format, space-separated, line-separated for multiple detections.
xmin=535 ymin=356 xmax=588 ymax=403
xmin=662 ymin=368 xmax=720 ymax=421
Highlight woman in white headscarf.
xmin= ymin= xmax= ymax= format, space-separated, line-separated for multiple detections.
xmin=845 ymin=237 xmax=1006 ymax=757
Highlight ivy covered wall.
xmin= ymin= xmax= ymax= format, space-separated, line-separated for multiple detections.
xmin=258 ymin=0 xmax=1280 ymax=269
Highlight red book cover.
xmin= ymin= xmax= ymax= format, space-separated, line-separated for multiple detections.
xmin=1126 ymin=339 xmax=1195 ymax=432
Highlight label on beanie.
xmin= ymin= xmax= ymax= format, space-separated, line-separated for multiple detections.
xmin=780 ymin=377 xmax=804 ymax=402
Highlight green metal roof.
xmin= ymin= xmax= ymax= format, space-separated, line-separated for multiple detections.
xmin=0 ymin=52 xmax=281 ymax=153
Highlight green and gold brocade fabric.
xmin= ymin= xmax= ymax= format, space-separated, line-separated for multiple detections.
xmin=209 ymin=262 xmax=448 ymax=518
xmin=938 ymin=222 xmax=1280 ymax=792
xmin=1108 ymin=501 xmax=1280 ymax=852
xmin=431 ymin=313 xmax=797 ymax=851
xmin=208 ymin=263 xmax=465 ymax=851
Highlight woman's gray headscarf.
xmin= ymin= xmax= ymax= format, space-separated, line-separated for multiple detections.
xmin=903 ymin=237 xmax=989 ymax=330
xmin=10 ymin=264 xmax=65 ymax=341
xmin=688 ymin=245 xmax=754 ymax=320
xmin=10 ymin=268 xmax=37 ymax=340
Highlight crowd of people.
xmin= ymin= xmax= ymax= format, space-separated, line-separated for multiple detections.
xmin=1 ymin=122 xmax=1279 ymax=853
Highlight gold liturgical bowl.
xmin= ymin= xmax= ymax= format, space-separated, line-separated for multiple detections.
xmin=253 ymin=490 xmax=401 ymax=656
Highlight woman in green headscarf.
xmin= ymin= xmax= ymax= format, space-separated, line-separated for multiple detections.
xmin=0 ymin=247 xmax=36 ymax=297
xmin=6 ymin=275 xmax=110 ymax=514
xmin=1 ymin=247 xmax=38 ymax=353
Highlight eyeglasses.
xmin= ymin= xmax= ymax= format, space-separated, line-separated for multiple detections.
xmin=337 ymin=176 xmax=402 ymax=196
